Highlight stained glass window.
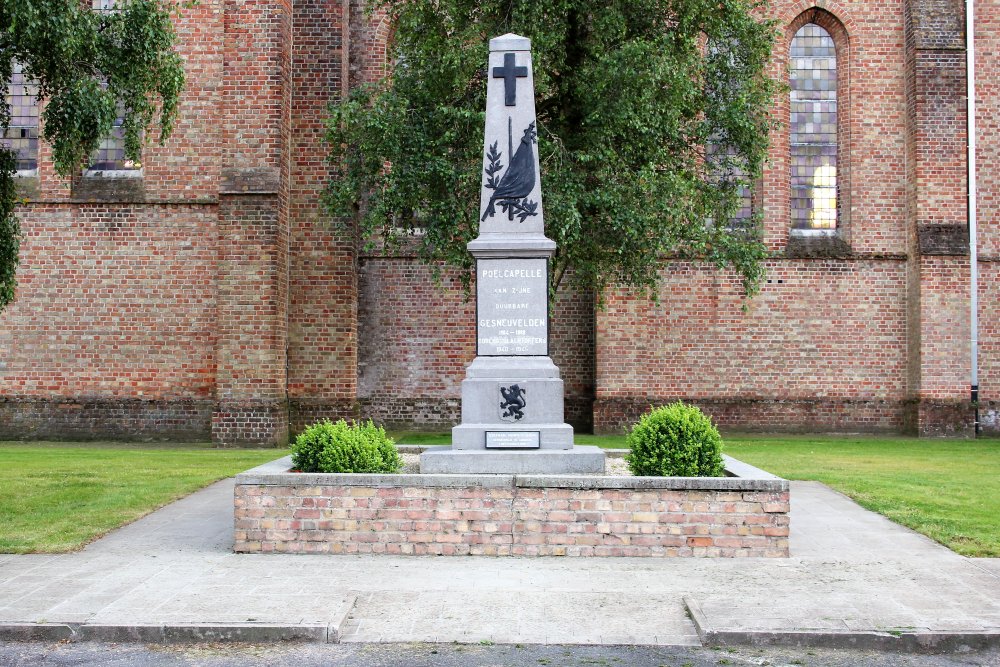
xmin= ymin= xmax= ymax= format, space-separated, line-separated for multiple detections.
xmin=790 ymin=23 xmax=837 ymax=230
xmin=3 ymin=62 xmax=39 ymax=172
xmin=88 ymin=117 xmax=139 ymax=171
xmin=88 ymin=0 xmax=140 ymax=171
xmin=705 ymin=40 xmax=752 ymax=229
xmin=707 ymin=142 xmax=752 ymax=228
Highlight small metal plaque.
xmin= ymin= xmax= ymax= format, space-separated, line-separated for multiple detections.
xmin=486 ymin=431 xmax=540 ymax=449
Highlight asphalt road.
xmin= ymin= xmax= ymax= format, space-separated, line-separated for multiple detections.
xmin=0 ymin=642 xmax=997 ymax=667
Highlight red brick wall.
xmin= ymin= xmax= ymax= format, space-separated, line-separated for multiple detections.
xmin=761 ymin=0 xmax=907 ymax=254
xmin=213 ymin=0 xmax=290 ymax=445
xmin=22 ymin=0 xmax=226 ymax=204
xmin=349 ymin=0 xmax=390 ymax=89
xmin=213 ymin=195 xmax=289 ymax=446
xmin=592 ymin=0 xmax=979 ymax=435
xmin=978 ymin=265 xmax=1000 ymax=431
xmin=0 ymin=205 xmax=218 ymax=440
xmin=551 ymin=279 xmax=596 ymax=430
xmin=2 ymin=0 xmax=992 ymax=442
xmin=0 ymin=0 xmax=296 ymax=444
xmin=974 ymin=0 xmax=1000 ymax=432
xmin=595 ymin=261 xmax=909 ymax=432
xmin=357 ymin=260 xmax=474 ymax=429
xmin=903 ymin=0 xmax=974 ymax=435
xmin=286 ymin=0 xmax=359 ymax=433
xmin=594 ymin=0 xmax=914 ymax=433
xmin=1 ymin=0 xmax=228 ymax=441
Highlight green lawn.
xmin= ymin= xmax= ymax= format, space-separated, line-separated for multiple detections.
xmin=392 ymin=431 xmax=1000 ymax=557
xmin=0 ymin=442 xmax=282 ymax=553
xmin=722 ymin=435 xmax=1000 ymax=558
xmin=4 ymin=435 xmax=998 ymax=557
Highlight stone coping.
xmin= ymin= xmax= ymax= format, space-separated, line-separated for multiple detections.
xmin=235 ymin=451 xmax=787 ymax=493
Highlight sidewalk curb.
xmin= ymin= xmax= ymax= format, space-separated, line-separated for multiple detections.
xmin=683 ymin=596 xmax=1000 ymax=654
xmin=328 ymin=594 xmax=358 ymax=643
xmin=0 ymin=596 xmax=357 ymax=645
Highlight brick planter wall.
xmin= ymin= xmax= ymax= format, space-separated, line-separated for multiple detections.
xmin=234 ymin=454 xmax=789 ymax=557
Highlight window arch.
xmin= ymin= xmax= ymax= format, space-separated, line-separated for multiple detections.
xmin=3 ymin=61 xmax=40 ymax=173
xmin=789 ymin=22 xmax=839 ymax=231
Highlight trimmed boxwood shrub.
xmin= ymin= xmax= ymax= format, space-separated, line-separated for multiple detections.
xmin=290 ymin=419 xmax=401 ymax=474
xmin=625 ymin=402 xmax=724 ymax=477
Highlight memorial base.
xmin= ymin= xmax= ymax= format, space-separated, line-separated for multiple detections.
xmin=452 ymin=356 xmax=575 ymax=452
xmin=451 ymin=422 xmax=574 ymax=450
xmin=419 ymin=445 xmax=606 ymax=474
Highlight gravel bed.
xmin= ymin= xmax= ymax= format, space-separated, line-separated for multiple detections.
xmin=399 ymin=452 xmax=631 ymax=476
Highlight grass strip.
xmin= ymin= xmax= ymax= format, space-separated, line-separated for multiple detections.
xmin=4 ymin=435 xmax=997 ymax=557
xmin=723 ymin=436 xmax=1000 ymax=558
xmin=0 ymin=444 xmax=281 ymax=553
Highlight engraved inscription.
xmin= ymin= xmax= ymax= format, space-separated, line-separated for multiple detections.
xmin=486 ymin=431 xmax=540 ymax=449
xmin=477 ymin=258 xmax=548 ymax=356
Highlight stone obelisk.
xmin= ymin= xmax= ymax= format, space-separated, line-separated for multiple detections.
xmin=421 ymin=34 xmax=605 ymax=474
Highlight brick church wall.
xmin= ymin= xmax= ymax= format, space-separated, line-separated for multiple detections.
xmin=903 ymin=0 xmax=975 ymax=435
xmin=212 ymin=0 xmax=290 ymax=446
xmin=978 ymin=265 xmax=1000 ymax=431
xmin=0 ymin=205 xmax=219 ymax=440
xmin=357 ymin=260 xmax=473 ymax=429
xmin=595 ymin=0 xmax=919 ymax=433
xmin=286 ymin=0 xmax=361 ymax=434
xmin=973 ymin=0 xmax=1000 ymax=432
xmin=0 ymin=0 xmax=227 ymax=441
xmin=1 ymin=0 xmax=992 ymax=442
xmin=595 ymin=261 xmax=909 ymax=432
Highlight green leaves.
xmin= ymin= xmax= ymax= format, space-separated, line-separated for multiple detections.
xmin=0 ymin=0 xmax=185 ymax=309
xmin=291 ymin=419 xmax=402 ymax=474
xmin=326 ymin=0 xmax=778 ymax=301
xmin=625 ymin=401 xmax=724 ymax=477
xmin=0 ymin=150 xmax=19 ymax=310
xmin=42 ymin=77 xmax=119 ymax=172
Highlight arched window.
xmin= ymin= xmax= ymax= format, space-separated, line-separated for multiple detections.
xmin=3 ymin=61 xmax=39 ymax=173
xmin=790 ymin=23 xmax=838 ymax=231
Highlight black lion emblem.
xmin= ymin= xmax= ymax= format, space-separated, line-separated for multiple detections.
xmin=499 ymin=384 xmax=527 ymax=421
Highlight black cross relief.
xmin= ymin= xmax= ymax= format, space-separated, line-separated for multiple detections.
xmin=493 ymin=53 xmax=528 ymax=106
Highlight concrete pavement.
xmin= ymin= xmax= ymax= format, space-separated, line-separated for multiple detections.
xmin=0 ymin=464 xmax=998 ymax=651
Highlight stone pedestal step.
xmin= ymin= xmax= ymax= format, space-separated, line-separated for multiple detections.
xmin=419 ymin=444 xmax=605 ymax=474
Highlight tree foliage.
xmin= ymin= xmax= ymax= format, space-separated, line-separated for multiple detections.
xmin=0 ymin=0 xmax=185 ymax=310
xmin=326 ymin=0 xmax=779 ymax=299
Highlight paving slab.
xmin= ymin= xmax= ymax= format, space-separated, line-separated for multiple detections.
xmin=0 ymin=474 xmax=997 ymax=650
xmin=339 ymin=589 xmax=698 ymax=645
xmin=971 ymin=559 xmax=1000 ymax=578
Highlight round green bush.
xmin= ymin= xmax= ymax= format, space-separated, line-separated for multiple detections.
xmin=625 ymin=402 xmax=724 ymax=477
xmin=290 ymin=419 xmax=401 ymax=474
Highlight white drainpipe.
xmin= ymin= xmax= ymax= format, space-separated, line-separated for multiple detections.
xmin=968 ymin=0 xmax=980 ymax=434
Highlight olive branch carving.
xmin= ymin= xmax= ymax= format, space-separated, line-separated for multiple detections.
xmin=484 ymin=142 xmax=503 ymax=190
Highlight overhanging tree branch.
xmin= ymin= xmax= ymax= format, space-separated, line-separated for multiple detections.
xmin=326 ymin=0 xmax=779 ymax=303
xmin=0 ymin=0 xmax=184 ymax=310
